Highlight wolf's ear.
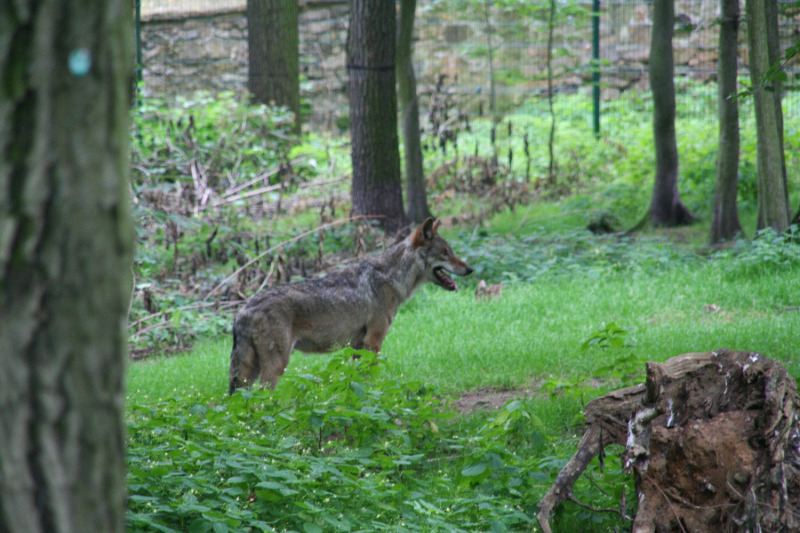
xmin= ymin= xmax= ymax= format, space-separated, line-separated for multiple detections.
xmin=412 ymin=217 xmax=437 ymax=248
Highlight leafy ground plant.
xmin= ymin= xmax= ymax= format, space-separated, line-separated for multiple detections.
xmin=127 ymin=350 xmax=549 ymax=532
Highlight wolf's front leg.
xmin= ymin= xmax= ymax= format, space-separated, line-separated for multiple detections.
xmin=348 ymin=327 xmax=387 ymax=360
xmin=257 ymin=352 xmax=290 ymax=389
xmin=229 ymin=339 xmax=259 ymax=394
xmin=363 ymin=314 xmax=393 ymax=354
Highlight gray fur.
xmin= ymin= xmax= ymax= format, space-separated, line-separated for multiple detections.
xmin=229 ymin=218 xmax=473 ymax=393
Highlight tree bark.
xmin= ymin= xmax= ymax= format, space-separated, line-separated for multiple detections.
xmin=247 ymin=0 xmax=301 ymax=135
xmin=0 ymin=2 xmax=134 ymax=532
xmin=746 ymin=0 xmax=790 ymax=232
xmin=536 ymin=384 xmax=644 ymax=533
xmin=348 ymin=0 xmax=408 ymax=234
xmin=647 ymin=0 xmax=696 ymax=227
xmin=397 ymin=0 xmax=432 ymax=224
xmin=710 ymin=0 xmax=743 ymax=244
xmin=546 ymin=0 xmax=558 ymax=187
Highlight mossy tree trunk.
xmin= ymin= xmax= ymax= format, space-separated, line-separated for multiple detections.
xmin=247 ymin=0 xmax=301 ymax=135
xmin=710 ymin=0 xmax=743 ymax=243
xmin=0 ymin=1 xmax=134 ymax=531
xmin=347 ymin=0 xmax=408 ymax=234
xmin=646 ymin=0 xmax=697 ymax=227
xmin=746 ymin=0 xmax=790 ymax=232
xmin=397 ymin=0 xmax=432 ymax=224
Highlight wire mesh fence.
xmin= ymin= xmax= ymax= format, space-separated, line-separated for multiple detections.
xmin=135 ymin=0 xmax=800 ymax=128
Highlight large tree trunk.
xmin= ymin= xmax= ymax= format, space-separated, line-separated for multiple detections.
xmin=646 ymin=0 xmax=696 ymax=227
xmin=347 ymin=0 xmax=408 ymax=234
xmin=247 ymin=0 xmax=301 ymax=135
xmin=538 ymin=350 xmax=800 ymax=533
xmin=710 ymin=0 xmax=743 ymax=244
xmin=397 ymin=0 xmax=432 ymax=224
xmin=0 ymin=2 xmax=134 ymax=532
xmin=747 ymin=0 xmax=790 ymax=232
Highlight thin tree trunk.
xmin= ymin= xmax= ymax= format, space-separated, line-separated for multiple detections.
xmin=0 ymin=2 xmax=134 ymax=532
xmin=247 ymin=0 xmax=301 ymax=135
xmin=546 ymin=0 xmax=558 ymax=187
xmin=348 ymin=0 xmax=408 ymax=234
xmin=746 ymin=0 xmax=790 ymax=232
xmin=709 ymin=0 xmax=743 ymax=243
xmin=646 ymin=0 xmax=696 ymax=227
xmin=397 ymin=0 xmax=431 ymax=224
xmin=483 ymin=1 xmax=500 ymax=168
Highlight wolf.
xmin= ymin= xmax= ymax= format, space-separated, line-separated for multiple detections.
xmin=228 ymin=218 xmax=474 ymax=394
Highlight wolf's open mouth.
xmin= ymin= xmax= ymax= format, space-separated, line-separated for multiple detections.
xmin=433 ymin=267 xmax=458 ymax=291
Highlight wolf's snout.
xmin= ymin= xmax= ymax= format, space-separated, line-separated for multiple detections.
xmin=465 ymin=265 xmax=474 ymax=276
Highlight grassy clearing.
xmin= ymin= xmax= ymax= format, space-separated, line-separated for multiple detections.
xmin=128 ymin=237 xmax=800 ymax=400
xmin=126 ymin=206 xmax=800 ymax=532
xmin=126 ymin=86 xmax=800 ymax=532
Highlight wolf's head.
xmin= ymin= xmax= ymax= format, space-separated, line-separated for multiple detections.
xmin=411 ymin=218 xmax=474 ymax=291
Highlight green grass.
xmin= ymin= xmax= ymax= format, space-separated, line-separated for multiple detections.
xmin=127 ymin=340 xmax=228 ymax=400
xmin=391 ymin=268 xmax=800 ymax=389
xmin=127 ymin=254 xmax=800 ymax=402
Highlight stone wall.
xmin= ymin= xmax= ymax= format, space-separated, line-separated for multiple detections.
xmin=139 ymin=1 xmax=800 ymax=129
xmin=140 ymin=3 xmax=351 ymax=128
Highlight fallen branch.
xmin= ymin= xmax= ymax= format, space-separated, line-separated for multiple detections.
xmin=219 ymin=157 xmax=306 ymax=200
xmin=536 ymin=384 xmax=643 ymax=533
xmin=129 ymin=300 xmax=241 ymax=332
xmin=202 ymin=215 xmax=381 ymax=302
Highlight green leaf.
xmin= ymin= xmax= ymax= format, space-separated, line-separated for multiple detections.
xmin=189 ymin=519 xmax=212 ymax=533
xmin=350 ymin=381 xmax=367 ymax=399
xmin=530 ymin=429 xmax=546 ymax=450
xmin=490 ymin=519 xmax=509 ymax=532
xmin=303 ymin=523 xmax=323 ymax=533
xmin=170 ymin=309 xmax=183 ymax=329
xmin=190 ymin=403 xmax=208 ymax=419
xmin=255 ymin=480 xmax=299 ymax=496
xmin=211 ymin=522 xmax=229 ymax=533
xmin=308 ymin=414 xmax=324 ymax=430
xmin=461 ymin=462 xmax=488 ymax=477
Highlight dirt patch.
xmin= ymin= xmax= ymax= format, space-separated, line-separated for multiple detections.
xmin=453 ymin=387 xmax=535 ymax=414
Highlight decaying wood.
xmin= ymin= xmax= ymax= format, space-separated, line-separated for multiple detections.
xmin=536 ymin=383 xmax=645 ymax=533
xmin=537 ymin=350 xmax=800 ymax=533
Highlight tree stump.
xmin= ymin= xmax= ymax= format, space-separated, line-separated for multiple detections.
xmin=536 ymin=350 xmax=800 ymax=533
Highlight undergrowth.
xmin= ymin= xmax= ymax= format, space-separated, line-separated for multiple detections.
xmin=126 ymin=222 xmax=800 ymax=531
xmin=127 ymin=350 xmax=623 ymax=533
